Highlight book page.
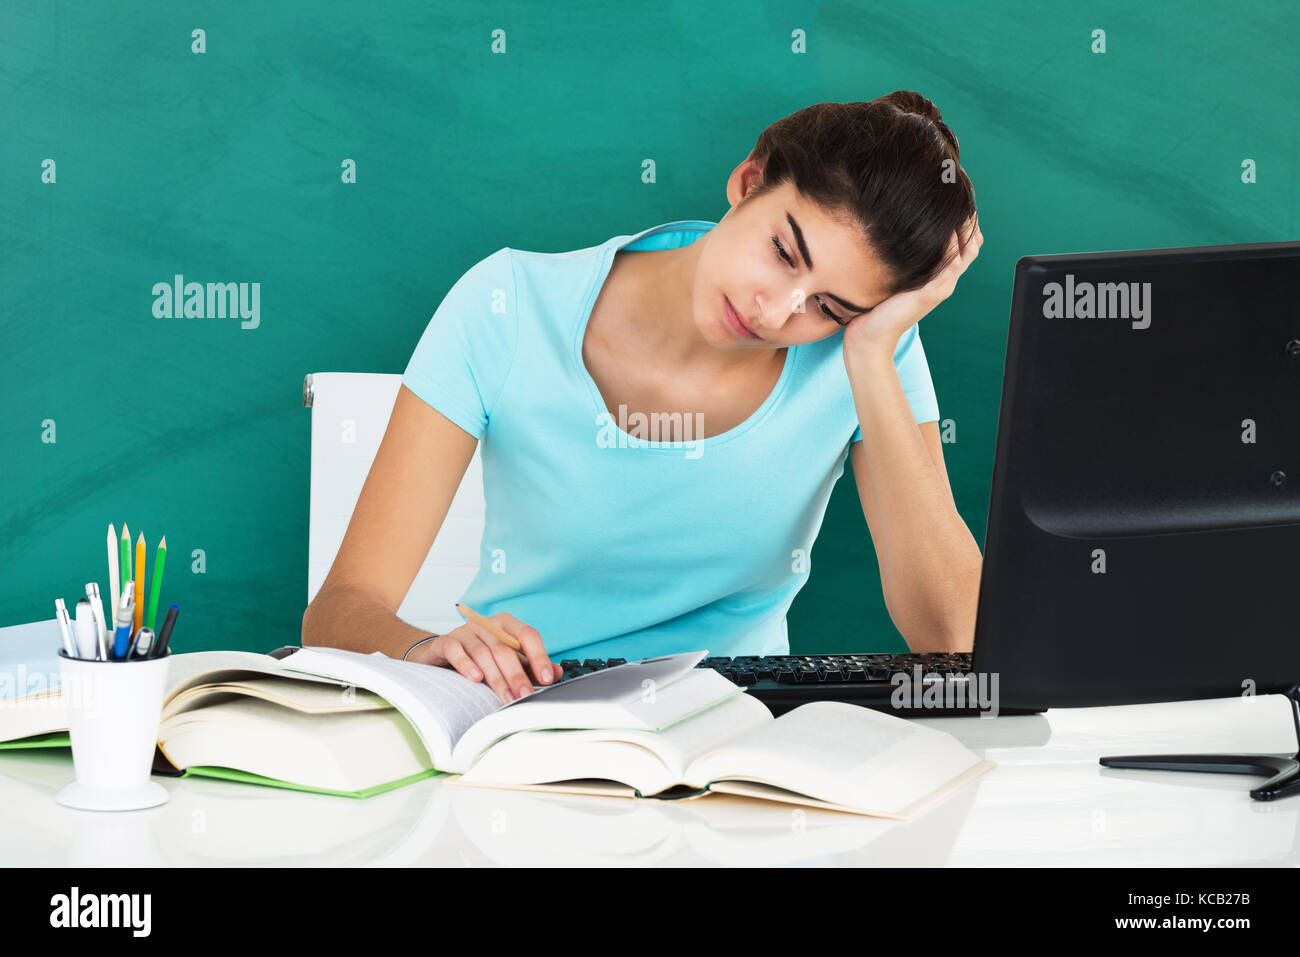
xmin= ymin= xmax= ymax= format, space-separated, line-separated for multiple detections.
xmin=159 ymin=695 xmax=433 ymax=794
xmin=162 ymin=650 xmax=351 ymax=707
xmin=683 ymin=701 xmax=984 ymax=816
xmin=449 ymin=666 xmax=741 ymax=773
xmin=279 ymin=647 xmax=503 ymax=766
xmin=164 ymin=676 xmax=391 ymax=721
xmin=525 ymin=689 xmax=773 ymax=777
xmin=456 ymin=690 xmax=771 ymax=793
xmin=706 ymin=759 xmax=996 ymax=821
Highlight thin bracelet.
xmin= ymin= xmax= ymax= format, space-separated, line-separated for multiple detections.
xmin=403 ymin=634 xmax=439 ymax=661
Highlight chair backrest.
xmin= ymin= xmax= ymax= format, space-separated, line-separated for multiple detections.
xmin=304 ymin=372 xmax=483 ymax=636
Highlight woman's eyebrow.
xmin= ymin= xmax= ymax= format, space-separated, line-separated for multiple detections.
xmin=786 ymin=211 xmax=872 ymax=313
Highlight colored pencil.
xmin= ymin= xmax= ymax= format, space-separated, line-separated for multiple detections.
xmin=145 ymin=535 xmax=167 ymax=631
xmin=133 ymin=532 xmax=146 ymax=635
xmin=119 ymin=524 xmax=131 ymax=594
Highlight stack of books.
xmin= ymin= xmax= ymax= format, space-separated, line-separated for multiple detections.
xmin=0 ymin=646 xmax=994 ymax=818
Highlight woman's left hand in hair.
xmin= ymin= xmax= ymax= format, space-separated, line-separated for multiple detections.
xmin=842 ymin=214 xmax=983 ymax=360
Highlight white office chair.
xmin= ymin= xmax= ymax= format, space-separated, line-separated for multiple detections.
xmin=303 ymin=372 xmax=484 ymax=637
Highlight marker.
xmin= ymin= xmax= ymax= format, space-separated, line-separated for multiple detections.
xmin=107 ymin=523 xmax=120 ymax=642
xmin=54 ymin=599 xmax=78 ymax=658
xmin=85 ymin=582 xmax=108 ymax=660
xmin=145 ymin=536 xmax=166 ymax=630
xmin=151 ymin=605 xmax=178 ymax=658
xmin=129 ymin=627 xmax=154 ymax=659
xmin=113 ymin=580 xmax=136 ymax=660
xmin=73 ymin=599 xmax=98 ymax=660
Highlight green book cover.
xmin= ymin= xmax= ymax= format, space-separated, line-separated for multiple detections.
xmin=180 ymin=764 xmax=444 ymax=799
xmin=0 ymin=733 xmax=444 ymax=798
xmin=0 ymin=731 xmax=70 ymax=750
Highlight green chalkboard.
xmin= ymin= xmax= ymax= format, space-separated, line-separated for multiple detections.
xmin=2 ymin=0 xmax=1295 ymax=657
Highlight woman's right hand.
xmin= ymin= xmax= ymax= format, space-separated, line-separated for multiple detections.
xmin=410 ymin=612 xmax=563 ymax=705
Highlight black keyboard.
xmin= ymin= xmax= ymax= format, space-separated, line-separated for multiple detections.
xmin=555 ymin=652 xmax=1039 ymax=718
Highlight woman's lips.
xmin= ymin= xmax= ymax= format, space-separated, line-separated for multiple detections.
xmin=724 ymin=296 xmax=759 ymax=339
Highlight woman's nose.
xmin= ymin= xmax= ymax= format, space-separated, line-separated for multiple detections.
xmin=753 ymin=297 xmax=781 ymax=332
xmin=754 ymin=292 xmax=795 ymax=332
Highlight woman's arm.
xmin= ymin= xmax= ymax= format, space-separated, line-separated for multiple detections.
xmin=847 ymin=381 xmax=982 ymax=653
xmin=301 ymin=384 xmax=477 ymax=660
xmin=840 ymin=216 xmax=984 ymax=653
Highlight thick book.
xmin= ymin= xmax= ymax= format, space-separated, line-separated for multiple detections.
xmin=0 ymin=646 xmax=993 ymax=816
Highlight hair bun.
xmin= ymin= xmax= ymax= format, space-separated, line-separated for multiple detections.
xmin=883 ymin=90 xmax=958 ymax=154
xmin=884 ymin=90 xmax=940 ymax=121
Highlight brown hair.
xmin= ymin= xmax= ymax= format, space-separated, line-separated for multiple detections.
xmin=741 ymin=92 xmax=977 ymax=296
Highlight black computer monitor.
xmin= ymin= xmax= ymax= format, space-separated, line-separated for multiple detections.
xmin=971 ymin=239 xmax=1300 ymax=798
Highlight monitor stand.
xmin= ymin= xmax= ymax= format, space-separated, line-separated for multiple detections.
xmin=1099 ymin=683 xmax=1300 ymax=800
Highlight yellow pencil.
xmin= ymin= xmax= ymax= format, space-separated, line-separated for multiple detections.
xmin=134 ymin=532 xmax=146 ymax=635
xmin=455 ymin=603 xmax=522 ymax=651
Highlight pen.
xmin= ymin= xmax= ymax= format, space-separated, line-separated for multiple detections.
xmin=113 ymin=580 xmax=135 ymax=660
xmin=151 ymin=605 xmax=178 ymax=658
xmin=129 ymin=626 xmax=154 ymax=659
xmin=54 ymin=599 xmax=78 ymax=658
xmin=86 ymin=582 xmax=108 ymax=661
xmin=73 ymin=599 xmax=98 ymax=660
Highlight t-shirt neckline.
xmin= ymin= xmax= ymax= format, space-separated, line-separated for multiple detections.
xmin=572 ymin=220 xmax=799 ymax=451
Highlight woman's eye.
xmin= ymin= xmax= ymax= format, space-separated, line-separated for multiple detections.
xmin=771 ymin=236 xmax=847 ymax=326
xmin=816 ymin=296 xmax=848 ymax=326
xmin=771 ymin=235 xmax=795 ymax=267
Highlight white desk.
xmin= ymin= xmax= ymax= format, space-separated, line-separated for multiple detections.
xmin=1 ymin=690 xmax=1296 ymax=866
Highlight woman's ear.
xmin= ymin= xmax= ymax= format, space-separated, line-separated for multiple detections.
xmin=727 ymin=155 xmax=767 ymax=209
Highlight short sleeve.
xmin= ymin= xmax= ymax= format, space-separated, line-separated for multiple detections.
xmin=402 ymin=247 xmax=517 ymax=440
xmin=850 ymin=323 xmax=940 ymax=443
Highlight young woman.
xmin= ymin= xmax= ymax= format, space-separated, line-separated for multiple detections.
xmin=302 ymin=91 xmax=984 ymax=706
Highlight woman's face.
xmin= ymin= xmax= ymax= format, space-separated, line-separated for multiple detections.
xmin=693 ymin=162 xmax=894 ymax=350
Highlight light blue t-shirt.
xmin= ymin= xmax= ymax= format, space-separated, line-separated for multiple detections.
xmin=402 ymin=220 xmax=940 ymax=660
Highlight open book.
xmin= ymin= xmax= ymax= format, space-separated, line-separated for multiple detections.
xmin=0 ymin=645 xmax=993 ymax=816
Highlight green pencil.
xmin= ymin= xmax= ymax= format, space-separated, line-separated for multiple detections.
xmin=119 ymin=523 xmax=131 ymax=593
xmin=145 ymin=536 xmax=167 ymax=630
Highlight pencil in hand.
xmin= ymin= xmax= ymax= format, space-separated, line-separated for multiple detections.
xmin=455 ymin=603 xmax=523 ymax=651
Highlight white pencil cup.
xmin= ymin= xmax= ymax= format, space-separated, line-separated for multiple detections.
xmin=55 ymin=649 xmax=172 ymax=811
